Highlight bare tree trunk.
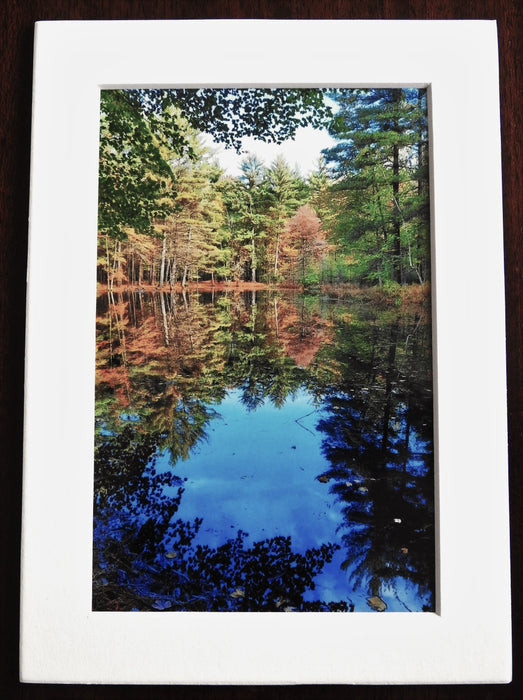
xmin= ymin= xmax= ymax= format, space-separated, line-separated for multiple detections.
xmin=273 ymin=233 xmax=280 ymax=277
xmin=117 ymin=241 xmax=123 ymax=285
xmin=105 ymin=235 xmax=112 ymax=290
xmin=251 ymin=232 xmax=257 ymax=282
xmin=159 ymin=233 xmax=166 ymax=288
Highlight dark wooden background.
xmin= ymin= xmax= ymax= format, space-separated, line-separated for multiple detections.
xmin=1 ymin=2 xmax=520 ymax=698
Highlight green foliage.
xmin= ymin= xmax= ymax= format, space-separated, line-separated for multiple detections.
xmin=98 ymin=91 xmax=178 ymax=241
xmin=127 ymin=88 xmax=332 ymax=151
xmin=319 ymin=254 xmax=352 ymax=284
xmin=323 ymin=88 xmax=430 ymax=286
xmin=264 ymin=155 xmax=304 ymax=278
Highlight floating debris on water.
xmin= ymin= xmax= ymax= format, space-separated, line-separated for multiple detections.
xmin=367 ymin=596 xmax=387 ymax=612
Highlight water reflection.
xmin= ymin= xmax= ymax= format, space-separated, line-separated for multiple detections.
xmin=93 ymin=289 xmax=434 ymax=612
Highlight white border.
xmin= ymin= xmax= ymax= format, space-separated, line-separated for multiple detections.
xmin=21 ymin=20 xmax=511 ymax=684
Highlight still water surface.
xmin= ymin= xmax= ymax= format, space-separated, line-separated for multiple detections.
xmin=93 ymin=289 xmax=434 ymax=612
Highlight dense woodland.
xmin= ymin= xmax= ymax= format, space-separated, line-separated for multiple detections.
xmin=97 ymin=87 xmax=430 ymax=291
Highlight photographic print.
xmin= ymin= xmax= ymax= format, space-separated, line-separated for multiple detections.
xmin=20 ymin=20 xmax=510 ymax=684
xmin=93 ymin=86 xmax=435 ymax=614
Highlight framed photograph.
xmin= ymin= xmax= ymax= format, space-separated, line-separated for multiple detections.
xmin=20 ymin=19 xmax=511 ymax=684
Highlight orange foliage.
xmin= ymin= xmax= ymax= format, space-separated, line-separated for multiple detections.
xmin=272 ymin=297 xmax=333 ymax=368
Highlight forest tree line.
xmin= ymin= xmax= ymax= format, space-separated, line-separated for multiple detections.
xmin=97 ymin=87 xmax=430 ymax=291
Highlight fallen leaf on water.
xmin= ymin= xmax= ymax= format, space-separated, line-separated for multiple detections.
xmin=165 ymin=551 xmax=178 ymax=559
xmin=317 ymin=474 xmax=330 ymax=483
xmin=367 ymin=596 xmax=387 ymax=612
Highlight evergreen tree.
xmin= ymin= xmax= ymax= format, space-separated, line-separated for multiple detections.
xmin=323 ymin=88 xmax=430 ymax=286
xmin=265 ymin=155 xmax=302 ymax=279
xmin=237 ymin=154 xmax=269 ymax=282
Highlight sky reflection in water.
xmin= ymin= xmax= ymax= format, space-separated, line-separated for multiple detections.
xmin=158 ymin=386 xmax=431 ymax=611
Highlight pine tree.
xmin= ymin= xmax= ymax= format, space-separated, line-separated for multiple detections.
xmin=323 ymin=88 xmax=430 ymax=286
xmin=265 ymin=156 xmax=302 ymax=280
xmin=237 ymin=154 xmax=269 ymax=282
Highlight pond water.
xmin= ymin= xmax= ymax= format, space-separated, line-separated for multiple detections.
xmin=93 ymin=288 xmax=435 ymax=612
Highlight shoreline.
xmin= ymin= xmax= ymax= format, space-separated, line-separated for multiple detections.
xmin=98 ymin=280 xmax=294 ymax=294
xmin=97 ymin=280 xmax=431 ymax=306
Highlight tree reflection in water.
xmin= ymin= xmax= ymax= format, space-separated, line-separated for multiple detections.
xmin=93 ymin=289 xmax=434 ymax=611
xmin=314 ymin=317 xmax=434 ymax=610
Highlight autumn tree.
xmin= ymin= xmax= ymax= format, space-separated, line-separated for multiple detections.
xmin=283 ymin=205 xmax=327 ymax=284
